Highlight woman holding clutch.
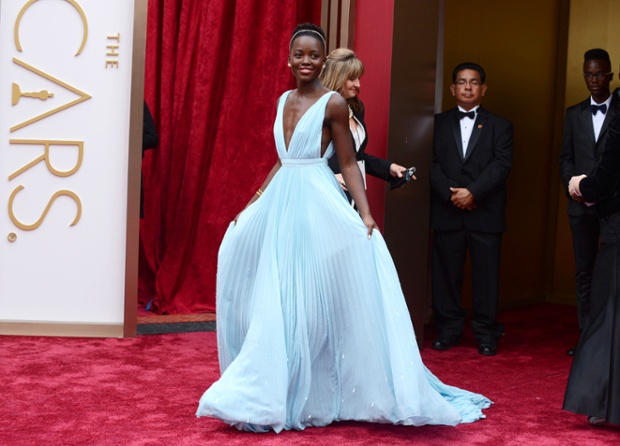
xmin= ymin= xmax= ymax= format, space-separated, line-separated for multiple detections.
xmin=320 ymin=48 xmax=413 ymax=205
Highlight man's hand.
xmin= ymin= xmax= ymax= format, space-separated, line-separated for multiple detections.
xmin=450 ymin=187 xmax=476 ymax=210
xmin=568 ymin=174 xmax=587 ymax=202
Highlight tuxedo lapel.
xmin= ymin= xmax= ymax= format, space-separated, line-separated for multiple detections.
xmin=463 ymin=108 xmax=486 ymax=162
xmin=579 ymin=101 xmax=596 ymax=144
xmin=597 ymin=95 xmax=620 ymax=148
xmin=450 ymin=109 xmax=464 ymax=161
xmin=598 ymin=112 xmax=612 ymax=148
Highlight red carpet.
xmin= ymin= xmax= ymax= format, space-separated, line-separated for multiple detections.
xmin=1 ymin=303 xmax=618 ymax=445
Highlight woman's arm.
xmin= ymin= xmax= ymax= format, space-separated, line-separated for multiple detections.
xmin=326 ymin=95 xmax=377 ymax=237
xmin=234 ymin=160 xmax=281 ymax=223
xmin=363 ymin=152 xmax=409 ymax=180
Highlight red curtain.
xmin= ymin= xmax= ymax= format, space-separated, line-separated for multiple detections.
xmin=140 ymin=0 xmax=321 ymax=314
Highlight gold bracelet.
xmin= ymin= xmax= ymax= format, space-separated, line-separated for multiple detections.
xmin=256 ymin=188 xmax=263 ymax=196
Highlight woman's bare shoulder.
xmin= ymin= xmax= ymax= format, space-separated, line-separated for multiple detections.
xmin=325 ymin=92 xmax=347 ymax=118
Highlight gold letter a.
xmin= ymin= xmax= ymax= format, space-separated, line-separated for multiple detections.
xmin=11 ymin=57 xmax=92 ymax=133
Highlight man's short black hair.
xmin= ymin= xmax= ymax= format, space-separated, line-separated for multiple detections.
xmin=584 ymin=48 xmax=611 ymax=64
xmin=452 ymin=62 xmax=486 ymax=85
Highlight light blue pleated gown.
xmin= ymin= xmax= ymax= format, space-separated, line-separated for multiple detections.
xmin=196 ymin=91 xmax=491 ymax=432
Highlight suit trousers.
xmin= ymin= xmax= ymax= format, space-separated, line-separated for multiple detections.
xmin=432 ymin=228 xmax=504 ymax=345
xmin=568 ymin=213 xmax=600 ymax=330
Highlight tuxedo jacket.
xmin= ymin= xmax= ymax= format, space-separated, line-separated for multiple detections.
xmin=559 ymin=94 xmax=620 ymax=217
xmin=328 ymin=105 xmax=392 ymax=181
xmin=430 ymin=106 xmax=513 ymax=233
xmin=581 ymin=112 xmax=620 ymax=221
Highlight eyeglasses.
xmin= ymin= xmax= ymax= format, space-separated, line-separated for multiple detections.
xmin=455 ymin=79 xmax=482 ymax=86
xmin=584 ymin=72 xmax=613 ymax=80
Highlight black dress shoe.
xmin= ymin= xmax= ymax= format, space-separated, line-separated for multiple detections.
xmin=432 ymin=339 xmax=459 ymax=351
xmin=478 ymin=343 xmax=497 ymax=356
xmin=566 ymin=345 xmax=576 ymax=356
xmin=587 ymin=416 xmax=606 ymax=426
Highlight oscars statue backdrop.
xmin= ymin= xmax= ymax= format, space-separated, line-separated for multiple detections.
xmin=0 ymin=0 xmax=146 ymax=337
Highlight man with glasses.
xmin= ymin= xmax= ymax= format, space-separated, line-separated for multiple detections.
xmin=559 ymin=48 xmax=618 ymax=356
xmin=430 ymin=62 xmax=513 ymax=356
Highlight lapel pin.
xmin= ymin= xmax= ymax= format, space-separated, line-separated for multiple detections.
xmin=478 ymin=124 xmax=483 ymax=128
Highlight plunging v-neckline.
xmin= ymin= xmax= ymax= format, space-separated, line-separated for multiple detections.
xmin=282 ymin=91 xmax=332 ymax=153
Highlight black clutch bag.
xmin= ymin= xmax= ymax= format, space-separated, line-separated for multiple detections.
xmin=390 ymin=166 xmax=416 ymax=190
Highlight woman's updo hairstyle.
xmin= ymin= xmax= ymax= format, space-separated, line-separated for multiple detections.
xmin=289 ymin=23 xmax=327 ymax=53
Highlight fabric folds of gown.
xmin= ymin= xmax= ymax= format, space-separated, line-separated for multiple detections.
xmin=196 ymin=91 xmax=491 ymax=432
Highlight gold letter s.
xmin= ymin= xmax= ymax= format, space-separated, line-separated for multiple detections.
xmin=9 ymin=186 xmax=82 ymax=231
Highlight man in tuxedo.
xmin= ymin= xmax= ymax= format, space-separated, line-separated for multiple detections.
xmin=430 ymin=62 xmax=513 ymax=356
xmin=559 ymin=48 xmax=618 ymax=356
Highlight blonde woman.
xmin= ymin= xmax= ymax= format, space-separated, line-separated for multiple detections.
xmin=320 ymin=48 xmax=413 ymax=204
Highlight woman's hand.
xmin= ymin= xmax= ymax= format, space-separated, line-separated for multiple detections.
xmin=361 ymin=214 xmax=379 ymax=239
xmin=390 ymin=163 xmax=414 ymax=179
xmin=335 ymin=173 xmax=348 ymax=191
xmin=390 ymin=163 xmax=416 ymax=181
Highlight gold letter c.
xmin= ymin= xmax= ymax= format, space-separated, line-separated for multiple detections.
xmin=14 ymin=0 xmax=88 ymax=56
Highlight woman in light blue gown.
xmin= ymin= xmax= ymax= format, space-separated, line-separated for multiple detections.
xmin=196 ymin=23 xmax=491 ymax=433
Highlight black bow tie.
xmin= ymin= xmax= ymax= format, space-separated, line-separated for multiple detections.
xmin=458 ymin=110 xmax=476 ymax=120
xmin=591 ymin=104 xmax=607 ymax=115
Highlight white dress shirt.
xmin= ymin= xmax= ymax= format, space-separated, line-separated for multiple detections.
xmin=350 ymin=116 xmax=367 ymax=189
xmin=458 ymin=105 xmax=479 ymax=157
xmin=591 ymin=95 xmax=612 ymax=142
